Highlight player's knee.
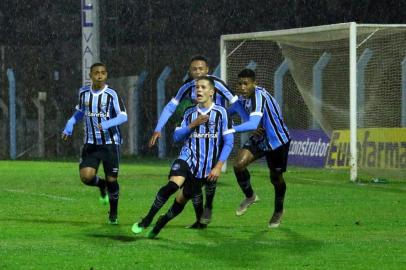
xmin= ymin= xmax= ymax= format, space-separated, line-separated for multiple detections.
xmin=159 ymin=181 xmax=179 ymax=198
xmin=270 ymin=171 xmax=284 ymax=184
xmin=233 ymin=160 xmax=247 ymax=172
xmin=80 ymin=173 xmax=95 ymax=184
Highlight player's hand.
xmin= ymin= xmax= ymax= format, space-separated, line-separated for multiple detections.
xmin=148 ymin=131 xmax=161 ymax=148
xmin=207 ymin=162 xmax=223 ymax=181
xmin=61 ymin=132 xmax=71 ymax=142
xmin=189 ymin=115 xmax=209 ymax=129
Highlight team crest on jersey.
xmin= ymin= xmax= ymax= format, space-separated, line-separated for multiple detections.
xmin=84 ymin=102 xmax=90 ymax=107
xmin=171 ymin=163 xmax=180 ymax=171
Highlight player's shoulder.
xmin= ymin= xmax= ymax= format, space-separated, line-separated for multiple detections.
xmin=105 ymin=85 xmax=120 ymax=96
xmin=254 ymin=86 xmax=269 ymax=96
xmin=212 ymin=104 xmax=228 ymax=114
xmin=208 ymin=74 xmax=226 ymax=85
xmin=180 ymin=77 xmax=195 ymax=87
xmin=79 ymin=85 xmax=91 ymax=93
xmin=183 ymin=105 xmax=197 ymax=115
xmin=257 ymin=86 xmax=270 ymax=93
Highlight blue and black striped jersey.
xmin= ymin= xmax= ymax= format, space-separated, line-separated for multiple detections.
xmin=242 ymin=86 xmax=290 ymax=149
xmin=77 ymin=85 xmax=126 ymax=145
xmin=177 ymin=104 xmax=234 ymax=179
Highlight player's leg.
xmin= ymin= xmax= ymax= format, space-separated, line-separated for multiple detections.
xmin=234 ymin=142 xmax=261 ymax=216
xmin=147 ymin=188 xmax=189 ymax=239
xmin=148 ymin=176 xmax=201 ymax=238
xmin=102 ymin=144 xmax=121 ymax=224
xmin=133 ymin=175 xmax=183 ymax=233
xmin=266 ymin=142 xmax=290 ymax=228
xmin=79 ymin=144 xmax=107 ymax=203
xmin=187 ymin=187 xmax=205 ymax=229
xmin=132 ymin=159 xmax=187 ymax=234
xmin=200 ymin=179 xmax=216 ymax=225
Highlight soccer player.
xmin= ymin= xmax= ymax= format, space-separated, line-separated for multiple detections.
xmin=61 ymin=62 xmax=128 ymax=225
xmin=132 ymin=76 xmax=234 ymax=238
xmin=148 ymin=55 xmax=242 ymax=227
xmin=229 ymin=69 xmax=290 ymax=228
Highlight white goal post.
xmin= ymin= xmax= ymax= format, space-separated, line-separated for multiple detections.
xmin=221 ymin=22 xmax=406 ymax=182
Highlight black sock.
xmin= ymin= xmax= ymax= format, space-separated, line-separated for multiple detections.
xmin=234 ymin=168 xmax=254 ymax=198
xmin=204 ymin=180 xmax=217 ymax=210
xmin=106 ymin=180 xmax=119 ymax=218
xmin=84 ymin=176 xmax=107 ymax=197
xmin=154 ymin=199 xmax=185 ymax=232
xmin=191 ymin=190 xmax=203 ymax=222
xmin=142 ymin=181 xmax=179 ymax=227
xmin=272 ymin=178 xmax=286 ymax=213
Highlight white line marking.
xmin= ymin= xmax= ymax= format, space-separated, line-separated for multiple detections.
xmin=5 ymin=189 xmax=75 ymax=201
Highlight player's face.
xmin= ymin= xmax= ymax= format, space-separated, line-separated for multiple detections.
xmin=238 ymin=77 xmax=256 ymax=98
xmin=195 ymin=79 xmax=214 ymax=106
xmin=189 ymin=60 xmax=209 ymax=79
xmin=90 ymin=65 xmax=108 ymax=89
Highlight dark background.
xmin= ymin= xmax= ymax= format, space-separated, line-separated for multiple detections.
xmin=0 ymin=0 xmax=405 ymax=157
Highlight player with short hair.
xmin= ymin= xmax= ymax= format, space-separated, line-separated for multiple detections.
xmin=132 ymin=76 xmax=234 ymax=237
xmin=61 ymin=62 xmax=127 ymax=225
xmin=148 ymin=55 xmax=242 ymax=227
xmin=229 ymin=68 xmax=290 ymax=228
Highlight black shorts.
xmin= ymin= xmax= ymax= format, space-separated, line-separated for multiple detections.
xmin=168 ymin=159 xmax=204 ymax=199
xmin=243 ymin=136 xmax=290 ymax=173
xmin=79 ymin=144 xmax=120 ymax=177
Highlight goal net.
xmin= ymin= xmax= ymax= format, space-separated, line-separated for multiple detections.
xmin=221 ymin=23 xmax=406 ymax=182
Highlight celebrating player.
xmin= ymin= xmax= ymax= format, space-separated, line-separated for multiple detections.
xmin=61 ymin=62 xmax=127 ymax=225
xmin=148 ymin=55 xmax=242 ymax=227
xmin=229 ymin=69 xmax=290 ymax=228
xmin=132 ymin=76 xmax=234 ymax=238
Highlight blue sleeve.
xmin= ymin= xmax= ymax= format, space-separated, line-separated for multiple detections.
xmin=62 ymin=110 xmax=84 ymax=135
xmin=218 ymin=133 xmax=234 ymax=162
xmin=227 ymin=100 xmax=249 ymax=122
xmin=154 ymin=100 xmax=178 ymax=132
xmin=233 ymin=115 xmax=262 ymax=133
xmin=101 ymin=113 xmax=128 ymax=130
xmin=213 ymin=79 xmax=238 ymax=104
xmin=173 ymin=126 xmax=192 ymax=142
xmin=101 ymin=93 xmax=128 ymax=129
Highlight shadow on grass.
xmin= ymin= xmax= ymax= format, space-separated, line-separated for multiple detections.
xmin=86 ymin=233 xmax=137 ymax=243
xmin=0 ymin=217 xmax=93 ymax=226
xmin=149 ymin=225 xmax=323 ymax=268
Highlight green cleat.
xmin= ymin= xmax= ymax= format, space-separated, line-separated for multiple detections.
xmin=108 ymin=217 xmax=119 ymax=225
xmin=99 ymin=194 xmax=109 ymax=205
xmin=131 ymin=222 xmax=145 ymax=234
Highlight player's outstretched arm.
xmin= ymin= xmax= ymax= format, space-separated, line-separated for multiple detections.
xmin=231 ymin=114 xmax=262 ymax=134
xmin=227 ymin=100 xmax=249 ymax=122
xmin=61 ymin=110 xmax=84 ymax=141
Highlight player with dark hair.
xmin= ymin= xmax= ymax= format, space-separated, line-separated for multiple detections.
xmin=228 ymin=68 xmax=290 ymax=228
xmin=132 ymin=76 xmax=234 ymax=237
xmin=61 ymin=62 xmax=128 ymax=224
xmin=148 ymin=55 xmax=243 ymax=228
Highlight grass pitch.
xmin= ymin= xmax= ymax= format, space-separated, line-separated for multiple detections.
xmin=1 ymin=159 xmax=406 ymax=269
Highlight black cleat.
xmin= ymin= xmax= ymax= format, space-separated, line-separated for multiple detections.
xmin=186 ymin=221 xmax=207 ymax=229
